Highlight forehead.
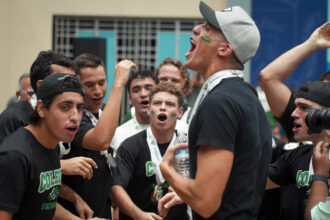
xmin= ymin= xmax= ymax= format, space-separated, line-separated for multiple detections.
xmin=80 ymin=65 xmax=106 ymax=81
xmin=158 ymin=64 xmax=181 ymax=78
xmin=51 ymin=92 xmax=83 ymax=105
xmin=130 ymin=77 xmax=156 ymax=89
xmin=51 ymin=64 xmax=74 ymax=75
xmin=152 ymin=91 xmax=178 ymax=103
xmin=21 ymin=77 xmax=32 ymax=89
xmin=295 ymin=97 xmax=322 ymax=109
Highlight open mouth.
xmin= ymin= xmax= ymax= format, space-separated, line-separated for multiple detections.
xmin=185 ymin=37 xmax=196 ymax=57
xmin=93 ymin=97 xmax=103 ymax=102
xmin=67 ymin=126 xmax=78 ymax=133
xmin=293 ymin=122 xmax=301 ymax=131
xmin=158 ymin=114 xmax=167 ymax=122
xmin=141 ymin=100 xmax=149 ymax=106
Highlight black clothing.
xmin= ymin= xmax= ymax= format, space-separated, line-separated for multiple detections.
xmin=113 ymin=130 xmax=187 ymax=220
xmin=189 ymin=78 xmax=272 ymax=219
xmin=0 ymin=101 xmax=33 ymax=144
xmin=59 ymin=111 xmax=112 ymax=218
xmin=0 ymin=128 xmax=61 ymax=220
xmin=271 ymin=93 xmax=314 ymax=219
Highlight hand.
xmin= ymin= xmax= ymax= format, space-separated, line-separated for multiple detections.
xmin=160 ymin=143 xmax=188 ymax=177
xmin=307 ymin=21 xmax=330 ymax=50
xmin=114 ymin=59 xmax=137 ymax=87
xmin=158 ymin=192 xmax=184 ymax=218
xmin=312 ymin=141 xmax=330 ymax=177
xmin=112 ymin=206 xmax=120 ymax=220
xmin=61 ymin=157 xmax=98 ymax=180
xmin=134 ymin=211 xmax=163 ymax=220
xmin=75 ymin=196 xmax=94 ymax=219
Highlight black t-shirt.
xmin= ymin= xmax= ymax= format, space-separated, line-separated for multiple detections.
xmin=189 ymin=78 xmax=272 ymax=220
xmin=113 ymin=130 xmax=187 ymax=220
xmin=60 ymin=111 xmax=112 ymax=218
xmin=272 ymin=93 xmax=315 ymax=219
xmin=0 ymin=128 xmax=61 ymax=220
xmin=0 ymin=101 xmax=33 ymax=144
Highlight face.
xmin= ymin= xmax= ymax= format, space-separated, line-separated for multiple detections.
xmin=79 ymin=65 xmax=107 ymax=113
xmin=129 ymin=77 xmax=156 ymax=122
xmin=17 ymin=77 xmax=34 ymax=101
xmin=158 ymin=64 xmax=184 ymax=90
xmin=185 ymin=22 xmax=226 ymax=72
xmin=291 ymin=98 xmax=323 ymax=142
xmin=149 ymin=91 xmax=183 ymax=132
xmin=40 ymin=92 xmax=84 ymax=143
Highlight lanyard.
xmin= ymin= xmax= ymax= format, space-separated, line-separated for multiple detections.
xmin=146 ymin=127 xmax=177 ymax=184
xmin=187 ymin=69 xmax=244 ymax=124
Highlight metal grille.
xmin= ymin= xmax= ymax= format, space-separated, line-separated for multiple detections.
xmin=53 ymin=16 xmax=202 ymax=70
xmin=53 ymin=16 xmax=202 ymax=122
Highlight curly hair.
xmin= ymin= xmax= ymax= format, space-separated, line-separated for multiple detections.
xmin=149 ymin=82 xmax=185 ymax=108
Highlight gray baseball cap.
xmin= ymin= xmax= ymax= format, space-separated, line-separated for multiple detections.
xmin=199 ymin=1 xmax=260 ymax=64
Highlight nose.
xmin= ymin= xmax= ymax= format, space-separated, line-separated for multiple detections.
xmin=140 ymin=88 xmax=148 ymax=97
xmin=193 ymin=24 xmax=202 ymax=35
xmin=93 ymin=84 xmax=102 ymax=96
xmin=70 ymin=107 xmax=81 ymax=123
xmin=291 ymin=107 xmax=299 ymax=119
xmin=160 ymin=102 xmax=166 ymax=111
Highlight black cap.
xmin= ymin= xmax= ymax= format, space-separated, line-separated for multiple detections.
xmin=36 ymin=73 xmax=85 ymax=101
xmin=298 ymin=81 xmax=330 ymax=107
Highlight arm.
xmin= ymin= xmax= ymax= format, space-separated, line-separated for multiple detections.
xmin=259 ymin=21 xmax=330 ymax=118
xmin=0 ymin=210 xmax=13 ymax=220
xmin=53 ymin=203 xmax=81 ymax=220
xmin=59 ymin=183 xmax=94 ymax=219
xmin=82 ymin=60 xmax=136 ymax=151
xmin=305 ymin=141 xmax=329 ymax=220
xmin=60 ymin=157 xmax=98 ymax=179
xmin=111 ymin=185 xmax=162 ymax=220
xmin=160 ymin=143 xmax=233 ymax=218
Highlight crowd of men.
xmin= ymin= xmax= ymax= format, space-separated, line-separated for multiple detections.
xmin=0 ymin=1 xmax=329 ymax=220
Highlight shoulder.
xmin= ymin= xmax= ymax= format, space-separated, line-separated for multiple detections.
xmin=118 ymin=130 xmax=147 ymax=152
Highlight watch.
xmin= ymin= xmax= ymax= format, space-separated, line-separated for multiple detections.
xmin=309 ymin=174 xmax=329 ymax=187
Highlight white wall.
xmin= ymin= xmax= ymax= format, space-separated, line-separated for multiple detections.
xmin=0 ymin=0 xmax=225 ymax=112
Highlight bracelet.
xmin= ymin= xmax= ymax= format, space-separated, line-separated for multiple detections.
xmin=309 ymin=174 xmax=329 ymax=187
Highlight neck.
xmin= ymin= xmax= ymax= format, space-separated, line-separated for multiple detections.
xmin=86 ymin=106 xmax=100 ymax=114
xmin=25 ymin=124 xmax=59 ymax=150
xmin=135 ymin=112 xmax=150 ymax=125
xmin=151 ymin=126 xmax=174 ymax=144
xmin=202 ymin=59 xmax=239 ymax=81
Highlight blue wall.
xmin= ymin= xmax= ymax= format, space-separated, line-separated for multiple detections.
xmin=252 ymin=0 xmax=327 ymax=89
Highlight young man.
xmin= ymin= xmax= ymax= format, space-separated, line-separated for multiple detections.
xmin=259 ymin=22 xmax=330 ymax=219
xmin=0 ymin=73 xmax=85 ymax=220
xmin=110 ymin=70 xmax=157 ymax=154
xmin=159 ymin=1 xmax=272 ymax=219
xmin=60 ymin=53 xmax=136 ymax=218
xmin=157 ymin=58 xmax=191 ymax=123
xmin=112 ymin=82 xmax=188 ymax=220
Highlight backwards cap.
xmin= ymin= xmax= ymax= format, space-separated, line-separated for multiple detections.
xmin=199 ymin=1 xmax=260 ymax=64
xmin=36 ymin=73 xmax=85 ymax=101
xmin=298 ymin=81 xmax=330 ymax=107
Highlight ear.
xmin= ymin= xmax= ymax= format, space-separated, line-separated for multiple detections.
xmin=128 ymin=95 xmax=132 ymax=105
xmin=178 ymin=107 xmax=184 ymax=118
xmin=16 ymin=91 xmax=20 ymax=98
xmin=36 ymin=100 xmax=47 ymax=119
xmin=36 ymin=79 xmax=43 ymax=88
xmin=217 ymin=43 xmax=233 ymax=57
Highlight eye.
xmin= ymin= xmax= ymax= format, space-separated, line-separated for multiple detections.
xmin=171 ymin=79 xmax=181 ymax=84
xmin=99 ymin=80 xmax=106 ymax=86
xmin=77 ymin=104 xmax=84 ymax=112
xmin=146 ymin=85 xmax=154 ymax=91
xmin=159 ymin=78 xmax=167 ymax=82
xmin=85 ymin=82 xmax=94 ymax=88
xmin=60 ymin=104 xmax=70 ymax=111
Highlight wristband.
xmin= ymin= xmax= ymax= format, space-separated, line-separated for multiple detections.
xmin=309 ymin=174 xmax=329 ymax=187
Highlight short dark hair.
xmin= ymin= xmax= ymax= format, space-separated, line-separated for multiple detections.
xmin=149 ymin=82 xmax=185 ymax=108
xmin=127 ymin=70 xmax=158 ymax=94
xmin=156 ymin=58 xmax=191 ymax=96
xmin=30 ymin=50 xmax=72 ymax=92
xmin=319 ymin=71 xmax=330 ymax=82
xmin=73 ymin=53 xmax=105 ymax=75
xmin=29 ymin=98 xmax=54 ymax=125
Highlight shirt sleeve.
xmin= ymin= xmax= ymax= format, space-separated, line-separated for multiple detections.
xmin=269 ymin=150 xmax=295 ymax=186
xmin=71 ymin=113 xmax=94 ymax=150
xmin=0 ymin=150 xmax=29 ymax=213
xmin=311 ymin=197 xmax=330 ymax=219
xmin=276 ymin=94 xmax=296 ymax=142
xmin=112 ymin=139 xmax=138 ymax=188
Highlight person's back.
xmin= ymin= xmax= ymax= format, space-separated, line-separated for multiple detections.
xmin=189 ymin=78 xmax=272 ymax=219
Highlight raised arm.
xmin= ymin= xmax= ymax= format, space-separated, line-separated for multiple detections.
xmin=82 ymin=60 xmax=136 ymax=151
xmin=259 ymin=21 xmax=330 ymax=118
